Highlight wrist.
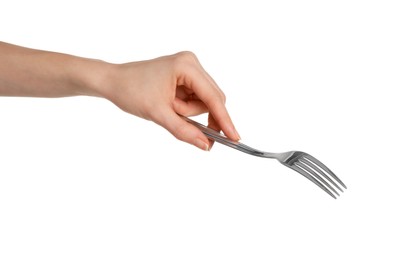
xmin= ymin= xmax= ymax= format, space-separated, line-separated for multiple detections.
xmin=71 ymin=57 xmax=115 ymax=98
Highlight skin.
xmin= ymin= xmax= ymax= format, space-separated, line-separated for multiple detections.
xmin=0 ymin=41 xmax=240 ymax=150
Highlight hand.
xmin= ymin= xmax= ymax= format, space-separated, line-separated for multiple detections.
xmin=101 ymin=51 xmax=240 ymax=151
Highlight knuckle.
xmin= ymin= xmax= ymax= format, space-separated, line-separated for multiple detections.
xmin=208 ymin=97 xmax=224 ymax=111
xmin=212 ymin=91 xmax=226 ymax=105
xmin=220 ymin=92 xmax=227 ymax=103
xmin=172 ymin=123 xmax=189 ymax=141
xmin=174 ymin=51 xmax=198 ymax=65
xmin=178 ymin=50 xmax=197 ymax=59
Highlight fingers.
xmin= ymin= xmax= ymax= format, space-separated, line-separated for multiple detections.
xmin=206 ymin=98 xmax=240 ymax=141
xmin=174 ymin=52 xmax=240 ymax=141
xmin=158 ymin=109 xmax=211 ymax=151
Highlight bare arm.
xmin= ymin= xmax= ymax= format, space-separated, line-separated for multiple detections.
xmin=0 ymin=42 xmax=240 ymax=150
xmin=0 ymin=41 xmax=106 ymax=97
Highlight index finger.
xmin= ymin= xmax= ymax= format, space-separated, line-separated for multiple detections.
xmin=177 ymin=56 xmax=240 ymax=141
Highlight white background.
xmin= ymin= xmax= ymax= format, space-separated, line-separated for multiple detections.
xmin=1 ymin=0 xmax=411 ymax=259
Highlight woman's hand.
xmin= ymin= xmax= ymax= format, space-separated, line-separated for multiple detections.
xmin=99 ymin=51 xmax=240 ymax=151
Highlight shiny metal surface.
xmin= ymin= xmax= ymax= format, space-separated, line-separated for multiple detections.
xmin=183 ymin=117 xmax=347 ymax=199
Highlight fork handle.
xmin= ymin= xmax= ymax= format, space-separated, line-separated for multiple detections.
xmin=182 ymin=116 xmax=239 ymax=146
xmin=182 ymin=116 xmax=265 ymax=157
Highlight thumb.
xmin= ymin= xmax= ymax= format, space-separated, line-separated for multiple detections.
xmin=159 ymin=110 xmax=210 ymax=151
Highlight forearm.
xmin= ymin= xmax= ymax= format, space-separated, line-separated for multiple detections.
xmin=0 ymin=41 xmax=109 ymax=98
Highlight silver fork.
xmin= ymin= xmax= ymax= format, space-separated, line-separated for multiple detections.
xmin=183 ymin=117 xmax=347 ymax=199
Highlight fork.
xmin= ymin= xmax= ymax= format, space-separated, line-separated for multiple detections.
xmin=183 ymin=117 xmax=347 ymax=199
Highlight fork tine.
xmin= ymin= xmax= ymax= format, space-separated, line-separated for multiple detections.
xmin=290 ymin=165 xmax=337 ymax=199
xmin=300 ymin=157 xmax=344 ymax=192
xmin=303 ymin=154 xmax=347 ymax=189
xmin=296 ymin=161 xmax=340 ymax=196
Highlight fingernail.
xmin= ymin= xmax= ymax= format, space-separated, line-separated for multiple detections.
xmin=195 ymin=139 xmax=210 ymax=151
xmin=234 ymin=128 xmax=241 ymax=140
xmin=230 ymin=127 xmax=240 ymax=141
